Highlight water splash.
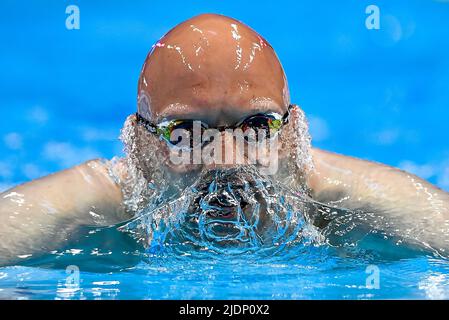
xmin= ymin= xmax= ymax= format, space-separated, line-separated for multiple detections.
xmin=115 ymin=106 xmax=313 ymax=212
xmin=107 ymin=108 xmax=443 ymax=259
xmin=108 ymin=107 xmax=323 ymax=255
xmin=119 ymin=166 xmax=324 ymax=255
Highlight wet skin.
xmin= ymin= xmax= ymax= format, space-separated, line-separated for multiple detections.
xmin=137 ymin=14 xmax=289 ymax=125
xmin=1 ymin=14 xmax=449 ymax=265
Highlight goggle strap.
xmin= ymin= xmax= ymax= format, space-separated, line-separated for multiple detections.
xmin=282 ymin=104 xmax=294 ymax=125
xmin=135 ymin=112 xmax=158 ymax=133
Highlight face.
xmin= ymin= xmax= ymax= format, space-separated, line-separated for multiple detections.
xmin=136 ymin=13 xmax=292 ymax=177
xmin=120 ymin=14 xmax=314 ymax=250
xmin=123 ymin=104 xmax=312 ymax=250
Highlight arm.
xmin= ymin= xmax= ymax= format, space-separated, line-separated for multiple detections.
xmin=0 ymin=159 xmax=129 ymax=265
xmin=308 ymin=148 xmax=449 ymax=254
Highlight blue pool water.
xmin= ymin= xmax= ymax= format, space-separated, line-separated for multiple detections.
xmin=1 ymin=251 xmax=449 ymax=299
xmin=1 ymin=222 xmax=449 ymax=300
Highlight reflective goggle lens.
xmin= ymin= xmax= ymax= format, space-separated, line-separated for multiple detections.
xmin=157 ymin=120 xmax=208 ymax=147
xmin=239 ymin=113 xmax=283 ymax=139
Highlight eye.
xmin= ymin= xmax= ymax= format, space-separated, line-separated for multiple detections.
xmin=240 ymin=114 xmax=283 ymax=138
xmin=157 ymin=120 xmax=208 ymax=147
xmin=156 ymin=120 xmax=180 ymax=144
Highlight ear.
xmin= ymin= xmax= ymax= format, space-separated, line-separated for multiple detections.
xmin=138 ymin=91 xmax=152 ymax=120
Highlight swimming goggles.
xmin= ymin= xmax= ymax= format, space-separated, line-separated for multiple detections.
xmin=135 ymin=104 xmax=294 ymax=148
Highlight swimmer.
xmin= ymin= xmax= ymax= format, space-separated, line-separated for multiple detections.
xmin=1 ymin=13 xmax=449 ymax=265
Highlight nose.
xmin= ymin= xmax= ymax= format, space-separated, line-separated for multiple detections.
xmin=202 ymin=132 xmax=248 ymax=171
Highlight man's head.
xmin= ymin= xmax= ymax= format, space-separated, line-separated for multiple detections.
xmin=120 ymin=14 xmax=314 ymax=248
xmin=137 ymin=13 xmax=290 ymax=125
xmin=131 ymin=14 xmax=302 ymax=176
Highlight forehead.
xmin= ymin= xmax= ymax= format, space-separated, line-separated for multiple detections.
xmin=137 ymin=15 xmax=291 ymax=124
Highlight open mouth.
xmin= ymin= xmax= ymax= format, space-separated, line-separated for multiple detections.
xmin=179 ymin=167 xmax=276 ymax=245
